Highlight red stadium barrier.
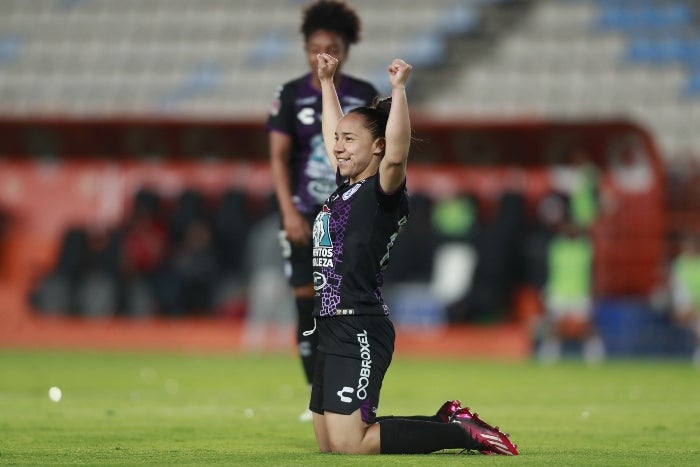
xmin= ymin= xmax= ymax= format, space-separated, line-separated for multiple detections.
xmin=0 ymin=117 xmax=667 ymax=353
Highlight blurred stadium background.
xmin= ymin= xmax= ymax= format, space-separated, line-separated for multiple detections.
xmin=0 ymin=0 xmax=699 ymax=360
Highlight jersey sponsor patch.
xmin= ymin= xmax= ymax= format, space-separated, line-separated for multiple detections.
xmin=342 ymin=183 xmax=361 ymax=201
xmin=312 ymin=207 xmax=332 ymax=248
xmin=312 ymin=208 xmax=334 ymax=272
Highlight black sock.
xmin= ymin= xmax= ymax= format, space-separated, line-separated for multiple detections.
xmin=375 ymin=415 xmax=439 ymax=422
xmin=379 ymin=419 xmax=478 ymax=454
xmin=295 ymin=297 xmax=317 ymax=385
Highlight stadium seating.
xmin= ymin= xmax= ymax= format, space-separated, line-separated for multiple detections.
xmin=422 ymin=0 xmax=700 ymax=159
xmin=1 ymin=0 xmax=698 ymax=157
xmin=0 ymin=0 xmax=481 ymax=114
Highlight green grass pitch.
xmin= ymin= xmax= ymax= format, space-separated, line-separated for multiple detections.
xmin=1 ymin=349 xmax=699 ymax=465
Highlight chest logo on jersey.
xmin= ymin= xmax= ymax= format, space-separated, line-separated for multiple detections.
xmin=312 ymin=207 xmax=334 ymax=271
xmin=342 ymin=183 xmax=361 ymax=201
xmin=297 ymin=107 xmax=315 ymax=125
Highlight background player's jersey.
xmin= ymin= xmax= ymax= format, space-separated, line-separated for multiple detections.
xmin=312 ymin=174 xmax=409 ymax=318
xmin=267 ymin=73 xmax=378 ymax=214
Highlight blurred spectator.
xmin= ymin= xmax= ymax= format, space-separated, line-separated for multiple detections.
xmin=28 ymin=186 xmax=258 ymax=319
xmin=213 ymin=188 xmax=250 ymax=276
xmin=522 ymin=192 xmax=571 ymax=293
xmin=209 ymin=188 xmax=252 ymax=320
xmin=171 ymin=218 xmax=219 ymax=316
xmin=120 ymin=189 xmax=175 ymax=317
xmin=431 ymin=193 xmax=479 ymax=244
xmin=30 ymin=226 xmax=89 ymax=315
xmin=532 ymin=194 xmax=605 ymax=364
xmin=121 ymin=189 xmax=168 ymax=274
xmin=170 ymin=188 xmax=208 ymax=244
xmin=668 ymin=233 xmax=700 ymax=366
xmin=550 ymin=146 xmax=599 ymax=228
xmin=29 ymin=225 xmax=122 ymax=318
xmin=73 ymin=227 xmax=122 ymax=318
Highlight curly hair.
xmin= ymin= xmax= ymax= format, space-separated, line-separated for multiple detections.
xmin=301 ymin=0 xmax=361 ymax=46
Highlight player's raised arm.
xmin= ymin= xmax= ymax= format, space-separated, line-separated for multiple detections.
xmin=379 ymin=59 xmax=413 ymax=194
xmin=317 ymin=53 xmax=343 ymax=173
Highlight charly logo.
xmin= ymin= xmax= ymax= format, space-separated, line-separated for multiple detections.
xmin=337 ymin=386 xmax=354 ymax=403
xmin=297 ymin=107 xmax=315 ymax=125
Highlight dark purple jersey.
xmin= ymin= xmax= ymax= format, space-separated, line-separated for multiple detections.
xmin=311 ymin=174 xmax=409 ymax=317
xmin=267 ymin=73 xmax=378 ymax=214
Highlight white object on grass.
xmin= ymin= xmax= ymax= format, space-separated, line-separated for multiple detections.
xmin=48 ymin=386 xmax=62 ymax=402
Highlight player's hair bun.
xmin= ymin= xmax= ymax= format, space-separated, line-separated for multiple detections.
xmin=373 ymin=97 xmax=392 ymax=115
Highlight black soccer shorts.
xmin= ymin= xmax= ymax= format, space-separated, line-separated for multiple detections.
xmin=309 ymin=315 xmax=395 ymax=424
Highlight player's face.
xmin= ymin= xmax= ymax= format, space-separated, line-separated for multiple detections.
xmin=305 ymin=30 xmax=347 ymax=74
xmin=333 ymin=113 xmax=383 ymax=183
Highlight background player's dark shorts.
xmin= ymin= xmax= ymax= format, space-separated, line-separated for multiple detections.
xmin=309 ymin=315 xmax=395 ymax=424
xmin=279 ymin=212 xmax=317 ymax=287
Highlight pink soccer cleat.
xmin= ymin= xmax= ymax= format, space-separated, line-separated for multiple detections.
xmin=435 ymin=399 xmax=462 ymax=423
xmin=450 ymin=406 xmax=519 ymax=456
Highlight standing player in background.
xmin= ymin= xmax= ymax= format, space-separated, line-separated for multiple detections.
xmin=266 ymin=0 xmax=379 ymax=422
